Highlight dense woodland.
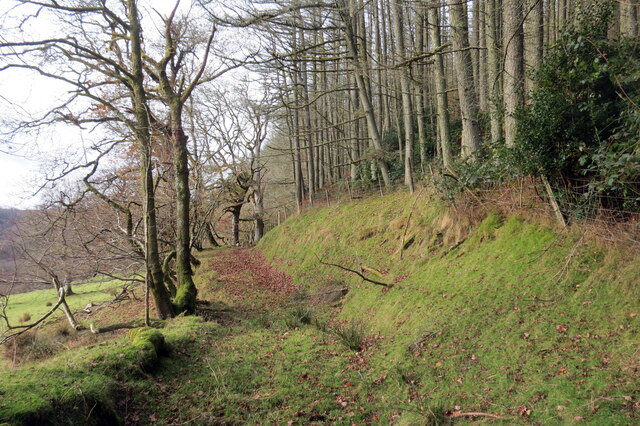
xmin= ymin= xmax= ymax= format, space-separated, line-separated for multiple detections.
xmin=0 ymin=0 xmax=639 ymax=337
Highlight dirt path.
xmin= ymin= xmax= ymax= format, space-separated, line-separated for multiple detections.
xmin=198 ymin=248 xmax=298 ymax=312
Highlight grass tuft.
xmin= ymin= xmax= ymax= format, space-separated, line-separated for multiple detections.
xmin=333 ymin=320 xmax=366 ymax=351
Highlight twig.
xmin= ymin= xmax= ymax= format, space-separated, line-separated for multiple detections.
xmin=441 ymin=238 xmax=467 ymax=257
xmin=447 ymin=411 xmax=502 ymax=420
xmin=317 ymin=255 xmax=391 ymax=288
xmin=400 ymin=187 xmax=425 ymax=260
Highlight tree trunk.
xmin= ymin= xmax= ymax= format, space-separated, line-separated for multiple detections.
xmin=126 ymin=0 xmax=173 ymax=320
xmin=391 ymin=0 xmax=415 ymax=192
xmin=338 ymin=0 xmax=391 ymax=187
xmin=525 ymin=0 xmax=544 ymax=93
xmin=170 ymin=105 xmax=197 ymax=314
xmin=503 ymin=0 xmax=525 ymax=147
xmin=230 ymin=205 xmax=241 ymax=246
xmin=428 ymin=3 xmax=453 ymax=170
xmin=53 ymin=277 xmax=79 ymax=330
xmin=485 ymin=0 xmax=503 ymax=144
xmin=450 ymin=0 xmax=482 ymax=157
xmin=621 ymin=0 xmax=639 ymax=37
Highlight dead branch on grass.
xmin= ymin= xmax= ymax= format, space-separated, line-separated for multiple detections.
xmin=447 ymin=411 xmax=503 ymax=420
xmin=317 ymin=255 xmax=392 ymax=288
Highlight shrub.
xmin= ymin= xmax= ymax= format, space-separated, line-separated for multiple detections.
xmin=513 ymin=5 xmax=640 ymax=212
xmin=19 ymin=312 xmax=31 ymax=323
xmin=3 ymin=332 xmax=59 ymax=364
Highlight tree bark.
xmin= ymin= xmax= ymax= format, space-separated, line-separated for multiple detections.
xmin=127 ymin=0 xmax=173 ymax=320
xmin=230 ymin=205 xmax=241 ymax=246
xmin=391 ymin=0 xmax=415 ymax=192
xmin=503 ymin=0 xmax=525 ymax=147
xmin=450 ymin=0 xmax=482 ymax=157
xmin=486 ymin=0 xmax=503 ymax=144
xmin=428 ymin=3 xmax=453 ymax=170
xmin=525 ymin=0 xmax=544 ymax=93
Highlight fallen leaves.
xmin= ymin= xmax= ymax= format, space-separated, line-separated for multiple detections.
xmin=515 ymin=405 xmax=531 ymax=417
xmin=556 ymin=325 xmax=568 ymax=333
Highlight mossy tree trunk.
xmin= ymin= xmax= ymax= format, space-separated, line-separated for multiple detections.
xmin=127 ymin=0 xmax=174 ymax=320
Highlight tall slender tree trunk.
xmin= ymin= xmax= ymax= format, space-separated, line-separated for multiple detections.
xmin=525 ymin=0 xmax=544 ymax=93
xmin=450 ymin=0 xmax=482 ymax=157
xmin=504 ymin=0 xmax=525 ymax=147
xmin=428 ymin=3 xmax=453 ymax=170
xmin=478 ymin=0 xmax=489 ymax=111
xmin=338 ymin=0 xmax=391 ymax=186
xmin=486 ymin=0 xmax=503 ymax=144
xmin=391 ymin=0 xmax=415 ymax=192
xmin=170 ymin=105 xmax=197 ymax=314
xmin=621 ymin=0 xmax=639 ymax=37
xmin=126 ymin=0 xmax=173 ymax=319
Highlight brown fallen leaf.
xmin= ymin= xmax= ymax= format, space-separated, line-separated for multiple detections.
xmin=556 ymin=325 xmax=568 ymax=333
xmin=516 ymin=405 xmax=531 ymax=417
xmin=557 ymin=405 xmax=566 ymax=411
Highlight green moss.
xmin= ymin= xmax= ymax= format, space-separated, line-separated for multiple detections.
xmin=173 ymin=282 xmax=197 ymax=314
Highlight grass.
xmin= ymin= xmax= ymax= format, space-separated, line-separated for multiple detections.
xmin=1 ymin=278 xmax=127 ymax=327
xmin=1 ymin=191 xmax=639 ymax=424
xmin=258 ymin=192 xmax=640 ymax=424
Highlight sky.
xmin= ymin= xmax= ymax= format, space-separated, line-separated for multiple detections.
xmin=0 ymin=0 xmax=201 ymax=209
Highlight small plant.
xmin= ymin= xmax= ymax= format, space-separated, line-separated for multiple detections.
xmin=333 ymin=320 xmax=366 ymax=351
xmin=312 ymin=317 xmax=329 ymax=333
xmin=52 ymin=321 xmax=73 ymax=337
xmin=284 ymin=306 xmax=313 ymax=329
xmin=45 ymin=301 xmax=52 ymax=307
xmin=422 ymin=405 xmax=453 ymax=426
xmin=247 ymin=312 xmax=273 ymax=329
xmin=19 ymin=312 xmax=31 ymax=323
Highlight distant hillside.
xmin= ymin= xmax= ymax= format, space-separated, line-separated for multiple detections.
xmin=0 ymin=208 xmax=20 ymax=233
xmin=0 ymin=208 xmax=29 ymax=294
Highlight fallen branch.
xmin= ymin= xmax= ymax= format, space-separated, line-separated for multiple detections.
xmin=89 ymin=320 xmax=146 ymax=334
xmin=317 ymin=256 xmax=392 ymax=288
xmin=447 ymin=411 xmax=502 ymax=420
xmin=400 ymin=187 xmax=425 ymax=260
xmin=441 ymin=238 xmax=467 ymax=257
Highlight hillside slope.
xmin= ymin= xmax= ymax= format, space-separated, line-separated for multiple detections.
xmin=1 ymin=192 xmax=638 ymax=424
xmin=258 ymin=191 xmax=640 ymax=423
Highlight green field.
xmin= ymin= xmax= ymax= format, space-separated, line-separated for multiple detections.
xmin=2 ymin=279 xmax=125 ymax=327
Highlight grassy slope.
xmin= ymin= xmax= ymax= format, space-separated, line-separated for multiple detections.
xmin=258 ymin=192 xmax=640 ymax=424
xmin=1 ymin=192 xmax=638 ymax=424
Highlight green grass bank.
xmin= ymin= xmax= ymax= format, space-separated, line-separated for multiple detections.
xmin=1 ymin=191 xmax=638 ymax=424
xmin=257 ymin=191 xmax=640 ymax=423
